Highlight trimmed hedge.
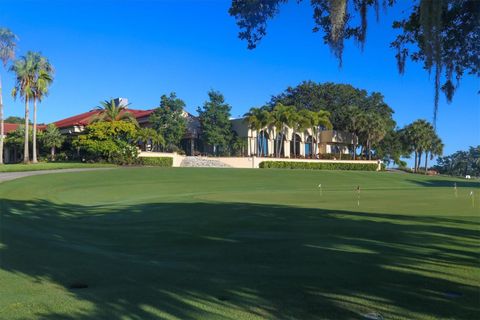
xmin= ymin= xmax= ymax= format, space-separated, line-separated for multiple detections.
xmin=259 ymin=161 xmax=378 ymax=171
xmin=138 ymin=157 xmax=173 ymax=167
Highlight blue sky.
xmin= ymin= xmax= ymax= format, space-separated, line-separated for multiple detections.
xmin=1 ymin=0 xmax=478 ymax=157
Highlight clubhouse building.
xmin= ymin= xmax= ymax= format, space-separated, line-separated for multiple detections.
xmin=2 ymin=98 xmax=357 ymax=162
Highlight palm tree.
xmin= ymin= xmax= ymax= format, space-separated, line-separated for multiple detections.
xmin=137 ymin=127 xmax=165 ymax=151
xmin=11 ymin=54 xmax=35 ymax=163
xmin=424 ymin=134 xmax=443 ymax=173
xmin=243 ymin=107 xmax=262 ymax=156
xmin=0 ymin=28 xmax=17 ymax=164
xmin=303 ymin=110 xmax=332 ymax=157
xmin=40 ymin=124 xmax=64 ymax=161
xmin=346 ymin=106 xmax=362 ymax=160
xmin=256 ymin=109 xmax=272 ymax=156
xmin=314 ymin=110 xmax=332 ymax=156
xmin=137 ymin=127 xmax=154 ymax=151
xmin=270 ymin=104 xmax=285 ymax=157
xmin=357 ymin=112 xmax=387 ymax=160
xmin=271 ymin=104 xmax=296 ymax=157
xmin=294 ymin=109 xmax=312 ymax=157
xmin=150 ymin=130 xmax=165 ymax=151
xmin=29 ymin=52 xmax=54 ymax=163
xmin=402 ymin=119 xmax=435 ymax=172
xmin=290 ymin=112 xmax=300 ymax=157
xmin=93 ymin=99 xmax=138 ymax=124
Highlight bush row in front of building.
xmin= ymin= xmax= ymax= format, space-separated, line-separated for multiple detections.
xmin=137 ymin=157 xmax=173 ymax=167
xmin=259 ymin=161 xmax=378 ymax=171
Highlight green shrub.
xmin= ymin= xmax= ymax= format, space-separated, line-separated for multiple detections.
xmin=301 ymin=154 xmax=355 ymax=160
xmin=259 ymin=161 xmax=378 ymax=171
xmin=138 ymin=157 xmax=173 ymax=167
xmin=73 ymin=121 xmax=139 ymax=165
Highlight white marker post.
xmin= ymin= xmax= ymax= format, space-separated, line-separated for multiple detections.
xmin=454 ymin=182 xmax=458 ymax=198
xmin=470 ymin=191 xmax=475 ymax=208
xmin=356 ymin=185 xmax=361 ymax=207
xmin=318 ymin=183 xmax=322 ymax=197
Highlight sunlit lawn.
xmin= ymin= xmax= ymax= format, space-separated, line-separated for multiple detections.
xmin=0 ymin=168 xmax=478 ymax=319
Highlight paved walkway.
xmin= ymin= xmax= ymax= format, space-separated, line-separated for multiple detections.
xmin=0 ymin=168 xmax=114 ymax=184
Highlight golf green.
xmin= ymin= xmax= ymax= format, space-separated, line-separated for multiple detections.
xmin=0 ymin=167 xmax=478 ymax=319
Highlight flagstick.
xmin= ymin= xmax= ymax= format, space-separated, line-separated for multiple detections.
xmin=356 ymin=185 xmax=361 ymax=207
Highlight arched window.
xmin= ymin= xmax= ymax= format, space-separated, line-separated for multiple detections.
xmin=290 ymin=133 xmax=301 ymax=157
xmin=274 ymin=133 xmax=286 ymax=157
xmin=305 ymin=136 xmax=316 ymax=157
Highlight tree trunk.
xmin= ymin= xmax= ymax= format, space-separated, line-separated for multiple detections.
xmin=414 ymin=151 xmax=418 ymax=172
xmin=312 ymin=138 xmax=314 ymax=157
xmin=275 ymin=130 xmax=279 ymax=157
xmin=254 ymin=130 xmax=258 ymax=156
xmin=24 ymin=98 xmax=30 ymax=164
xmin=51 ymin=146 xmax=55 ymax=161
xmin=0 ymin=74 xmax=4 ymax=165
xmin=353 ymin=143 xmax=357 ymax=160
xmin=261 ymin=131 xmax=265 ymax=156
xmin=367 ymin=139 xmax=372 ymax=160
xmin=32 ymin=97 xmax=38 ymax=163
xmin=417 ymin=151 xmax=422 ymax=172
xmin=279 ymin=130 xmax=284 ymax=157
xmin=424 ymin=151 xmax=428 ymax=174
xmin=258 ymin=131 xmax=262 ymax=156
xmin=293 ymin=133 xmax=296 ymax=158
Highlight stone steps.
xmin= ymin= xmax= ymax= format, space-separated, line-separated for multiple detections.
xmin=180 ymin=156 xmax=231 ymax=168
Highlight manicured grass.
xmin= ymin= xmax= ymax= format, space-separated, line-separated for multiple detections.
xmin=0 ymin=168 xmax=478 ymax=320
xmin=0 ymin=162 xmax=115 ymax=172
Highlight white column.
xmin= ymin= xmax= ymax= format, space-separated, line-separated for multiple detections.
xmin=248 ymin=129 xmax=255 ymax=156
xmin=268 ymin=128 xmax=277 ymax=156
xmin=284 ymin=138 xmax=290 ymax=158
xmin=268 ymin=137 xmax=274 ymax=156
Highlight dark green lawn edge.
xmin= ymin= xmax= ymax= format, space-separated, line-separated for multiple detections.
xmin=0 ymin=162 xmax=116 ymax=173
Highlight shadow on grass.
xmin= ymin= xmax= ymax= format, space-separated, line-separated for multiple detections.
xmin=0 ymin=199 xmax=479 ymax=319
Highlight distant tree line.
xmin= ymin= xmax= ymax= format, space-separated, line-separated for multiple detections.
xmin=434 ymin=146 xmax=479 ymax=177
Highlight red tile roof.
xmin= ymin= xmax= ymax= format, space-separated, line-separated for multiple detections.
xmin=53 ymin=109 xmax=155 ymax=128
xmin=3 ymin=123 xmax=47 ymax=134
xmin=53 ymin=110 xmax=99 ymax=128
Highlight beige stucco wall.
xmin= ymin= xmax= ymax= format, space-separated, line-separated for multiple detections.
xmin=139 ymin=152 xmax=381 ymax=170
